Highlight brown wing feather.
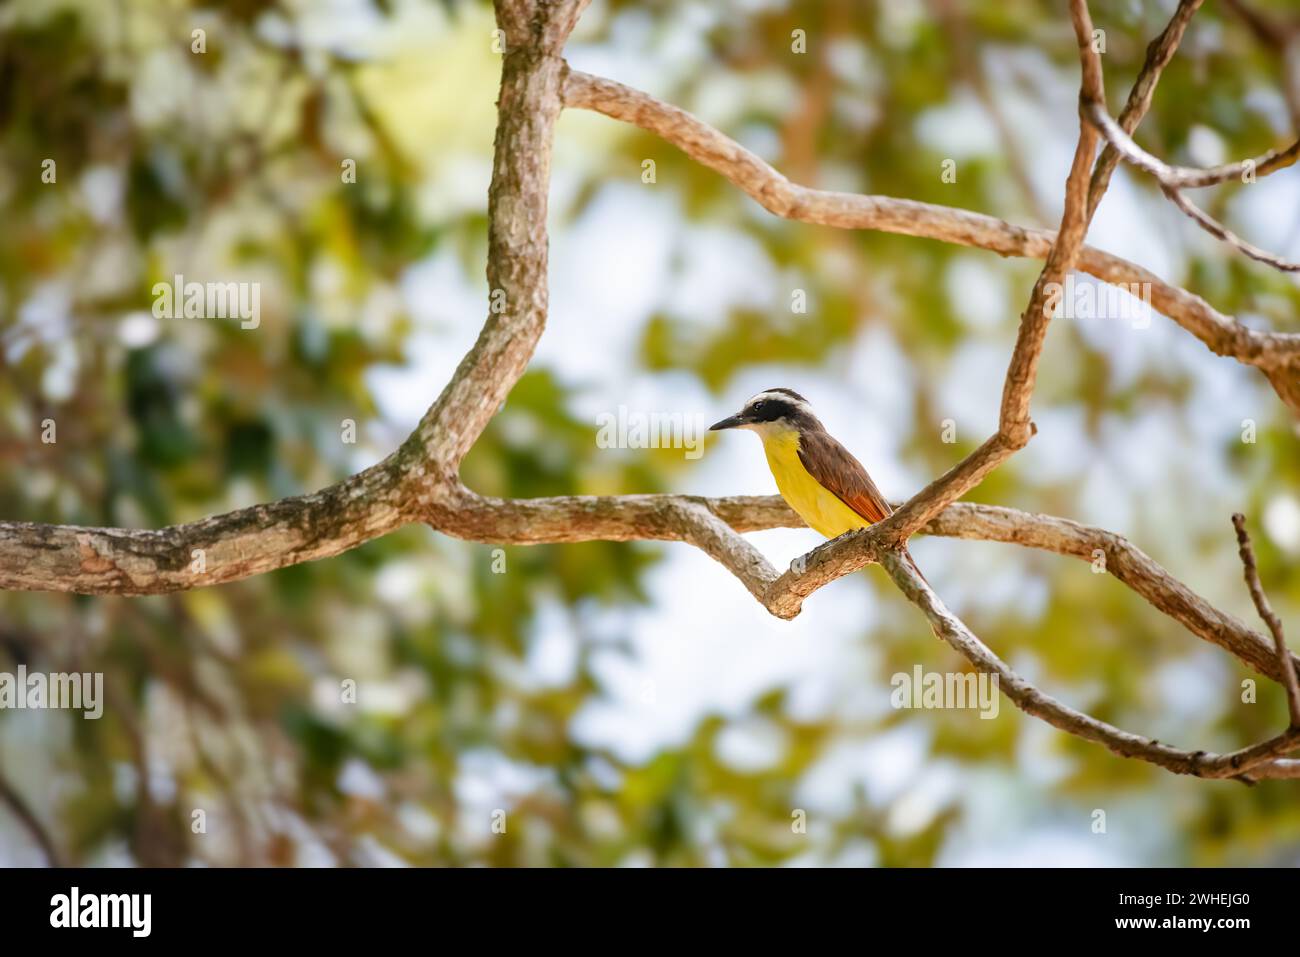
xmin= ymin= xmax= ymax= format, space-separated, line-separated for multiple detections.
xmin=796 ymin=430 xmax=892 ymax=525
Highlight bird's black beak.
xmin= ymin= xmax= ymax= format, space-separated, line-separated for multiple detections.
xmin=708 ymin=412 xmax=746 ymax=431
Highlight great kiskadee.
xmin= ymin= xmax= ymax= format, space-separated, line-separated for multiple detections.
xmin=709 ymin=388 xmax=926 ymax=578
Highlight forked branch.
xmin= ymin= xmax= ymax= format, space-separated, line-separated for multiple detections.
xmin=1233 ymin=513 xmax=1300 ymax=727
xmin=1083 ymin=98 xmax=1300 ymax=272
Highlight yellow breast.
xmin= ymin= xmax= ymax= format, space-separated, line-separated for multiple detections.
xmin=759 ymin=429 xmax=873 ymax=539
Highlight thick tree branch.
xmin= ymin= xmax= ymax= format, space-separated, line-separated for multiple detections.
xmin=10 ymin=475 xmax=1297 ymax=697
xmin=0 ymin=0 xmax=590 ymax=592
xmin=431 ymin=490 xmax=1300 ymax=686
xmin=401 ymin=0 xmax=588 ymax=492
xmin=0 ymin=461 xmax=411 ymax=594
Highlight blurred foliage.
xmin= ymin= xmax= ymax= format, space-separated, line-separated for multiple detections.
xmin=0 ymin=0 xmax=1299 ymax=867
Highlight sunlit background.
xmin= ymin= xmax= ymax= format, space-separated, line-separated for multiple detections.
xmin=2 ymin=0 xmax=1299 ymax=866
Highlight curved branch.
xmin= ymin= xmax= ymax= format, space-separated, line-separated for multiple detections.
xmin=430 ymin=490 xmax=1299 ymax=686
xmin=1083 ymin=98 xmax=1300 ymax=272
xmin=1233 ymin=513 xmax=1300 ymax=725
xmin=881 ymin=551 xmax=1300 ymax=781
xmin=1162 ymin=184 xmax=1300 ymax=273
xmin=1086 ymin=97 xmax=1300 ymax=190
xmin=925 ymin=502 xmax=1300 ymax=686
xmin=0 ymin=0 xmax=591 ymax=597
xmin=560 ymin=70 xmax=1300 ymax=406
xmin=403 ymin=0 xmax=588 ymax=485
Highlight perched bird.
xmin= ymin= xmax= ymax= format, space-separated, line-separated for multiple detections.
xmin=709 ymin=388 xmax=927 ymax=581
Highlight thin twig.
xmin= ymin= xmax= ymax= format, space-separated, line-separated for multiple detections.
xmin=1086 ymin=95 xmax=1300 ymax=190
xmin=0 ymin=764 xmax=63 ymax=866
xmin=1084 ymin=99 xmax=1300 ymax=272
xmin=1163 ymin=185 xmax=1300 ymax=272
xmin=1233 ymin=513 xmax=1300 ymax=727
xmin=881 ymin=551 xmax=1300 ymax=781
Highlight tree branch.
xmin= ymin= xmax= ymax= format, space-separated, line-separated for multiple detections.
xmin=0 ymin=763 xmax=63 ymax=866
xmin=1233 ymin=513 xmax=1300 ymax=727
xmin=1161 ymin=184 xmax=1300 ymax=273
xmin=856 ymin=0 xmax=1106 ymax=547
xmin=401 ymin=0 xmax=588 ymax=491
xmin=1086 ymin=0 xmax=1205 ymax=218
xmin=1083 ymin=87 xmax=1300 ymax=273
xmin=560 ymin=72 xmax=1300 ymax=412
xmin=881 ymin=551 xmax=1300 ymax=781
xmin=0 ymin=461 xmax=411 ymax=594
xmin=1096 ymin=122 xmax=1300 ymax=190
xmin=925 ymin=502 xmax=1300 ymax=687
xmin=430 ymin=491 xmax=1298 ymax=683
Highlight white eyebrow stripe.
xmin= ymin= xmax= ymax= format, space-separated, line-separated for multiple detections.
xmin=745 ymin=391 xmax=811 ymax=413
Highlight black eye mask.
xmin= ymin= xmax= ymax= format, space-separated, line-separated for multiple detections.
xmin=747 ymin=400 xmax=789 ymax=423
